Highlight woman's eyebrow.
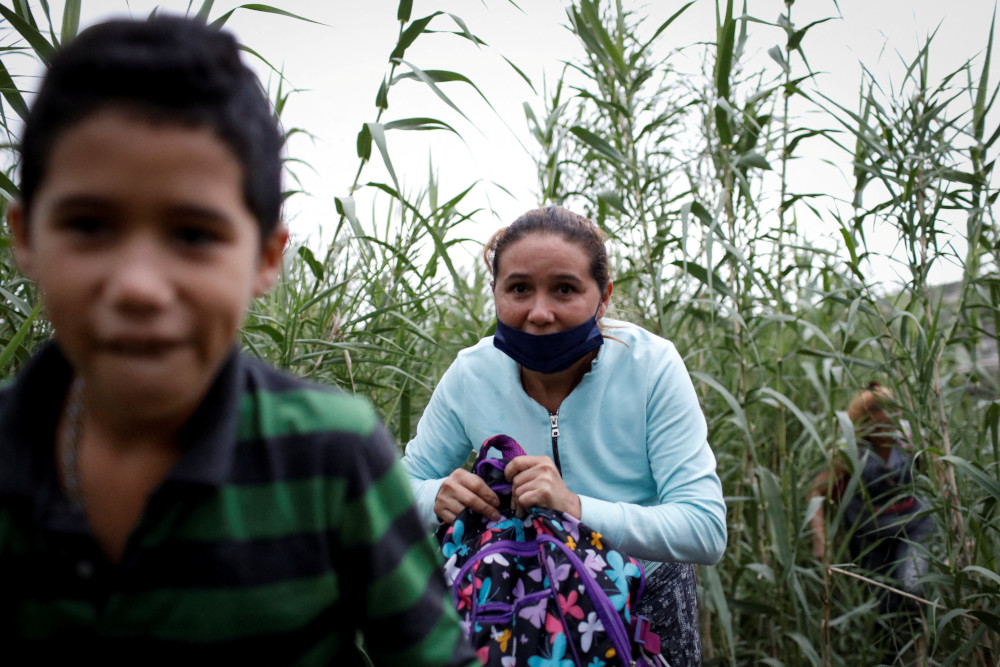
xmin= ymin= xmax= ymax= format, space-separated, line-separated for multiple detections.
xmin=499 ymin=271 xmax=532 ymax=284
xmin=502 ymin=272 xmax=585 ymax=282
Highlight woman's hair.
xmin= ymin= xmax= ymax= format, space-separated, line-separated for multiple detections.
xmin=483 ymin=206 xmax=610 ymax=292
xmin=847 ymin=382 xmax=895 ymax=425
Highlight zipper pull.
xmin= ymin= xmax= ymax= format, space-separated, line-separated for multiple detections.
xmin=549 ymin=411 xmax=560 ymax=439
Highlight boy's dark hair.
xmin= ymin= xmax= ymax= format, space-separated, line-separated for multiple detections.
xmin=19 ymin=15 xmax=283 ymax=237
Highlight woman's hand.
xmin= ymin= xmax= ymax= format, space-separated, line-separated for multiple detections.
xmin=434 ymin=468 xmax=501 ymax=524
xmin=504 ymin=455 xmax=582 ymax=518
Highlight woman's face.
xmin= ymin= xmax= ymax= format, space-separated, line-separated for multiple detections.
xmin=493 ymin=232 xmax=611 ymax=334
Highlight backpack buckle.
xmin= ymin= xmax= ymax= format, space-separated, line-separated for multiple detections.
xmin=631 ymin=615 xmax=662 ymax=654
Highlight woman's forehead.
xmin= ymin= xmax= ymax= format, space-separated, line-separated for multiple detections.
xmin=498 ymin=233 xmax=590 ymax=272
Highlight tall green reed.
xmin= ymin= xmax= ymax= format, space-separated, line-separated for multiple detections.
xmin=0 ymin=0 xmax=316 ymax=377
xmin=0 ymin=1 xmax=502 ymax=442
xmin=1 ymin=1 xmax=998 ymax=664
xmin=526 ymin=1 xmax=1000 ymax=664
xmin=246 ymin=0 xmax=526 ymax=440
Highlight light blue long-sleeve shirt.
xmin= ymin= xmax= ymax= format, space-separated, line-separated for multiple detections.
xmin=401 ymin=319 xmax=727 ymax=564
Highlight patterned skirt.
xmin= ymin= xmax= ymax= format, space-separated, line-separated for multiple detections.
xmin=633 ymin=561 xmax=701 ymax=667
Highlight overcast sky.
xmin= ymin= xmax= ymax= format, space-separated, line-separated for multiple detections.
xmin=71 ymin=1 xmax=1000 ymax=282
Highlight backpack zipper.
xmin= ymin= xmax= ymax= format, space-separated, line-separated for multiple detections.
xmin=549 ymin=410 xmax=562 ymax=474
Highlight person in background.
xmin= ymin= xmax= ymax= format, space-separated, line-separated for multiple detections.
xmin=402 ymin=205 xmax=727 ymax=667
xmin=0 ymin=16 xmax=475 ymax=665
xmin=809 ymin=382 xmax=934 ymax=658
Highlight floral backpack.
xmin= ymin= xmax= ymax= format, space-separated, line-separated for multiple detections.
xmin=436 ymin=434 xmax=668 ymax=667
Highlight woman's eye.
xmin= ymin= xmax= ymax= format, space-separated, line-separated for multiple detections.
xmin=511 ymin=284 xmax=528 ymax=294
xmin=557 ymin=284 xmax=576 ymax=295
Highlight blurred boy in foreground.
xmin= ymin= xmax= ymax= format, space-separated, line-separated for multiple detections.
xmin=0 ymin=15 xmax=474 ymax=665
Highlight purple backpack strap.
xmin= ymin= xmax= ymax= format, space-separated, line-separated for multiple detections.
xmin=473 ymin=434 xmax=526 ymax=494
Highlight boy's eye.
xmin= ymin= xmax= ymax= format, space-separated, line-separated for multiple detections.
xmin=63 ymin=215 xmax=111 ymax=237
xmin=174 ymin=225 xmax=222 ymax=247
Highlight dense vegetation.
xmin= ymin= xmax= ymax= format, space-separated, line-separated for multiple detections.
xmin=1 ymin=1 xmax=997 ymax=664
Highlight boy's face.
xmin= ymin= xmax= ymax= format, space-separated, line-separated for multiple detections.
xmin=10 ymin=109 xmax=286 ymax=423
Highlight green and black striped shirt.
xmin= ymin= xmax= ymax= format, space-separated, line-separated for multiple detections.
xmin=0 ymin=343 xmax=475 ymax=666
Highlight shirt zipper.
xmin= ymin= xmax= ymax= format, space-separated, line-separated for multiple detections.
xmin=549 ymin=410 xmax=562 ymax=474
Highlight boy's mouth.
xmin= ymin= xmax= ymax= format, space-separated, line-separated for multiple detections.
xmin=101 ymin=338 xmax=182 ymax=356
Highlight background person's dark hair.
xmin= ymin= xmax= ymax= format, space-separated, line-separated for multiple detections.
xmin=18 ymin=15 xmax=284 ymax=238
xmin=484 ymin=206 xmax=611 ymax=293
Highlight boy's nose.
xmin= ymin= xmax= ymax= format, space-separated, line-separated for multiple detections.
xmin=104 ymin=241 xmax=173 ymax=312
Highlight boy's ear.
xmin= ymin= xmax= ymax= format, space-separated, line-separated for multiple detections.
xmin=7 ymin=202 xmax=36 ymax=279
xmin=253 ymin=223 xmax=288 ymax=297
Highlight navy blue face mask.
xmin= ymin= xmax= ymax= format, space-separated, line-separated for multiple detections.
xmin=493 ymin=305 xmax=604 ymax=374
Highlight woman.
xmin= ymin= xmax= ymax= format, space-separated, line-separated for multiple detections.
xmin=402 ymin=206 xmax=727 ymax=666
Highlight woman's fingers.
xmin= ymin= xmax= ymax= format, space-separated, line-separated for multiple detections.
xmin=504 ymin=456 xmax=581 ymax=518
xmin=434 ymin=468 xmax=501 ymax=523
